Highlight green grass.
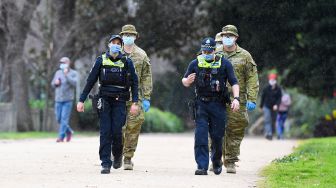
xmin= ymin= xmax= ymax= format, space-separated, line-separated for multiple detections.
xmin=0 ymin=131 xmax=98 ymax=140
xmin=260 ymin=137 xmax=336 ymax=188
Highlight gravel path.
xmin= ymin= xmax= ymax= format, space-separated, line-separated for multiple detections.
xmin=0 ymin=134 xmax=296 ymax=188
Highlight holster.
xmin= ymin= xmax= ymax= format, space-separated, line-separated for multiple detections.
xmin=187 ymin=100 xmax=196 ymax=121
xmin=220 ymin=86 xmax=231 ymax=105
xmin=89 ymin=94 xmax=100 ymax=114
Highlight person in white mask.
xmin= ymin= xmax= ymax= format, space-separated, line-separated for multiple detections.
xmin=210 ymin=25 xmax=259 ymax=174
xmin=119 ymin=24 xmax=153 ymax=170
xmin=215 ymin=32 xmax=223 ymax=52
xmin=260 ymin=73 xmax=282 ymax=140
xmin=51 ymin=57 xmax=78 ymax=142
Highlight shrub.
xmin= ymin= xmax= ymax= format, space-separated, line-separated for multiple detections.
xmin=313 ymin=110 xmax=336 ymax=137
xmin=29 ymin=99 xmax=45 ymax=109
xmin=286 ymin=88 xmax=336 ymax=138
xmin=78 ymin=100 xmax=99 ymax=130
xmin=142 ymin=107 xmax=184 ymax=133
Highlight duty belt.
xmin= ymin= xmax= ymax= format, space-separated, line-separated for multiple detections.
xmin=101 ymin=85 xmax=126 ymax=89
xmin=99 ymin=91 xmax=130 ymax=101
xmin=197 ymin=96 xmax=221 ymax=102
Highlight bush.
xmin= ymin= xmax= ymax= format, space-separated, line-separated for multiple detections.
xmin=76 ymin=102 xmax=184 ymax=132
xmin=78 ymin=100 xmax=99 ymax=130
xmin=247 ymin=70 xmax=336 ymax=138
xmin=313 ymin=110 xmax=336 ymax=137
xmin=286 ymin=89 xmax=336 ymax=138
xmin=142 ymin=107 xmax=184 ymax=133
xmin=248 ymin=84 xmax=336 ymax=138
xmin=29 ymin=99 xmax=45 ymax=109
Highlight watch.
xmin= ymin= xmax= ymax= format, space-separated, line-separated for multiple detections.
xmin=233 ymin=97 xmax=240 ymax=102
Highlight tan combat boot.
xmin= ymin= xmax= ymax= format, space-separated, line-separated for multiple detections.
xmin=123 ymin=157 xmax=134 ymax=170
xmin=223 ymin=160 xmax=228 ymax=168
xmin=209 ymin=163 xmax=213 ymax=171
xmin=226 ymin=163 xmax=236 ymax=174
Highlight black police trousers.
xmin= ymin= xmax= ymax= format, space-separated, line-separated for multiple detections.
xmin=194 ymin=99 xmax=226 ymax=170
xmin=98 ymin=97 xmax=126 ymax=168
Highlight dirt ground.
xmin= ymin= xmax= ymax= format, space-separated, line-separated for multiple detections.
xmin=0 ymin=133 xmax=296 ymax=188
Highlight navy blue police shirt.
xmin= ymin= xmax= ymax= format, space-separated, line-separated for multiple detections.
xmin=79 ymin=52 xmax=139 ymax=103
xmin=183 ymin=56 xmax=238 ymax=89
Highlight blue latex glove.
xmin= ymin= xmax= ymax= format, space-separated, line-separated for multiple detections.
xmin=142 ymin=99 xmax=150 ymax=112
xmin=246 ymin=101 xmax=256 ymax=111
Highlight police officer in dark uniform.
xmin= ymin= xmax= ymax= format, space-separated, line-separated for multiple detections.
xmin=77 ymin=35 xmax=139 ymax=174
xmin=182 ymin=37 xmax=240 ymax=175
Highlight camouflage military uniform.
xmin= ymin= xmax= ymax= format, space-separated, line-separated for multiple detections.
xmin=118 ymin=25 xmax=153 ymax=165
xmin=122 ymin=44 xmax=152 ymax=159
xmin=218 ymin=44 xmax=259 ymax=165
xmin=208 ymin=25 xmax=258 ymax=173
xmin=215 ymin=32 xmax=223 ymax=52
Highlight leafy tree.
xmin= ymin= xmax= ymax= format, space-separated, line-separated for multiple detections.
xmin=207 ymin=0 xmax=336 ymax=98
xmin=132 ymin=0 xmax=205 ymax=126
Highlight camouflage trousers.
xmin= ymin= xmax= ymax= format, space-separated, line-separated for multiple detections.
xmin=223 ymin=105 xmax=249 ymax=164
xmin=122 ymin=101 xmax=145 ymax=159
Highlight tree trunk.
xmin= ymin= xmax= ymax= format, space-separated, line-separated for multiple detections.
xmin=10 ymin=59 xmax=34 ymax=131
xmin=40 ymin=0 xmax=76 ymax=131
xmin=0 ymin=4 xmax=11 ymax=102
xmin=3 ymin=0 xmax=41 ymax=131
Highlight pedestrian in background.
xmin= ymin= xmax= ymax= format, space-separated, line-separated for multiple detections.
xmin=276 ymin=91 xmax=291 ymax=139
xmin=260 ymin=73 xmax=282 ymax=140
xmin=51 ymin=57 xmax=78 ymax=142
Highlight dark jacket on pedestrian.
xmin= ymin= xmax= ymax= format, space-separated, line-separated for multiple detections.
xmin=260 ymin=84 xmax=282 ymax=109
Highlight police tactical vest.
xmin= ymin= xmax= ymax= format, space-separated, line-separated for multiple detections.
xmin=99 ymin=53 xmax=130 ymax=88
xmin=196 ymin=55 xmax=226 ymax=97
xmin=197 ymin=55 xmax=221 ymax=68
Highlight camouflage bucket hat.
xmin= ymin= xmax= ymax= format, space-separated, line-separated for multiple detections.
xmin=221 ymin=25 xmax=239 ymax=37
xmin=120 ymin=24 xmax=139 ymax=37
xmin=215 ymin=32 xmax=223 ymax=42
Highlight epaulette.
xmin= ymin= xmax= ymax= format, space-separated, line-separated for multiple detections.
xmin=215 ymin=54 xmax=221 ymax=62
xmin=120 ymin=55 xmax=127 ymax=63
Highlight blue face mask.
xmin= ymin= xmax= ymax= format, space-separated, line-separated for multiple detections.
xmin=122 ymin=36 xmax=135 ymax=45
xmin=59 ymin=63 xmax=69 ymax=70
xmin=110 ymin=44 xmax=121 ymax=54
xmin=222 ymin=37 xmax=235 ymax=47
xmin=202 ymin=54 xmax=214 ymax=61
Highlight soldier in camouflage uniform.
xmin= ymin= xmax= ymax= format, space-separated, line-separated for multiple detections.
xmin=120 ymin=24 xmax=153 ymax=170
xmin=217 ymin=25 xmax=259 ymax=173
xmin=215 ymin=32 xmax=223 ymax=52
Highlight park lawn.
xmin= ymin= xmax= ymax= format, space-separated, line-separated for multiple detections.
xmin=260 ymin=137 xmax=336 ymax=188
xmin=0 ymin=131 xmax=98 ymax=140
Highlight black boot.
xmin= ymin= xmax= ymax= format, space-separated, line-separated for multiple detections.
xmin=101 ymin=166 xmax=111 ymax=174
xmin=113 ymin=155 xmax=122 ymax=169
xmin=266 ymin=135 xmax=273 ymax=140
xmin=213 ymin=161 xmax=223 ymax=175
xmin=195 ymin=169 xmax=208 ymax=175
xmin=213 ymin=166 xmax=222 ymax=175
